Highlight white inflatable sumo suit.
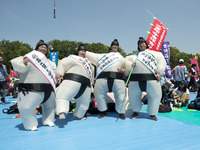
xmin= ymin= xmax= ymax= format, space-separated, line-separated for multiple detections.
xmin=11 ymin=52 xmax=56 ymax=130
xmin=125 ymin=37 xmax=166 ymax=120
xmin=86 ymin=40 xmax=126 ymax=119
xmin=56 ymin=49 xmax=94 ymax=119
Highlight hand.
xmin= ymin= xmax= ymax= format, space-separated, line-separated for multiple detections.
xmin=155 ymin=73 xmax=160 ymax=81
xmin=23 ymin=57 xmax=29 ymax=66
xmin=177 ymin=97 xmax=181 ymax=101
xmin=132 ymin=62 xmax=136 ymax=67
xmin=58 ymin=76 xmax=63 ymax=84
xmin=117 ymin=68 xmax=125 ymax=73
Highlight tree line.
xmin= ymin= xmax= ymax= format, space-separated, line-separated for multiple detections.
xmin=0 ymin=39 xmax=199 ymax=73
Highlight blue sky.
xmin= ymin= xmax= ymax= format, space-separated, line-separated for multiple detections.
xmin=1 ymin=0 xmax=200 ymax=55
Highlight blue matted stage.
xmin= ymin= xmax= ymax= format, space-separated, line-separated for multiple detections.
xmin=0 ymin=93 xmax=200 ymax=150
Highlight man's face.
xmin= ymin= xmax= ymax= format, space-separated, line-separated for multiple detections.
xmin=38 ymin=45 xmax=47 ymax=55
xmin=138 ymin=42 xmax=147 ymax=51
xmin=111 ymin=45 xmax=119 ymax=52
xmin=78 ymin=50 xmax=86 ymax=58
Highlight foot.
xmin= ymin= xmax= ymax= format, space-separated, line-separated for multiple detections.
xmin=31 ymin=126 xmax=38 ymax=131
xmin=59 ymin=113 xmax=66 ymax=119
xmin=75 ymin=117 xmax=87 ymax=120
xmin=1 ymin=98 xmax=5 ymax=104
xmin=150 ymin=115 xmax=158 ymax=121
xmin=119 ymin=114 xmax=126 ymax=120
xmin=43 ymin=122 xmax=55 ymax=127
xmin=130 ymin=112 xmax=139 ymax=119
xmin=98 ymin=111 xmax=107 ymax=119
xmin=84 ymin=112 xmax=92 ymax=117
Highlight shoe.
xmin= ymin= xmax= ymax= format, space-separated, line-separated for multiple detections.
xmin=130 ymin=112 xmax=139 ymax=119
xmin=98 ymin=111 xmax=107 ymax=119
xmin=59 ymin=113 xmax=66 ymax=119
xmin=31 ymin=126 xmax=38 ymax=131
xmin=84 ymin=112 xmax=92 ymax=117
xmin=119 ymin=114 xmax=126 ymax=120
xmin=75 ymin=117 xmax=87 ymax=120
xmin=1 ymin=98 xmax=5 ymax=104
xmin=150 ymin=115 xmax=158 ymax=121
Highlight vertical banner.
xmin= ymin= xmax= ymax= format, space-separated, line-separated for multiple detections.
xmin=190 ymin=58 xmax=199 ymax=80
xmin=54 ymin=0 xmax=56 ymax=18
xmin=49 ymin=52 xmax=58 ymax=66
xmin=161 ymin=41 xmax=173 ymax=79
xmin=146 ymin=19 xmax=167 ymax=52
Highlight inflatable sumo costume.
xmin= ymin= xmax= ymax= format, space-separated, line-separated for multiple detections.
xmin=11 ymin=40 xmax=57 ymax=131
xmin=125 ymin=37 xmax=166 ymax=121
xmin=86 ymin=39 xmax=126 ymax=119
xmin=56 ymin=44 xmax=94 ymax=120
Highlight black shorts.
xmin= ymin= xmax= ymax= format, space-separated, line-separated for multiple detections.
xmin=0 ymin=81 xmax=9 ymax=90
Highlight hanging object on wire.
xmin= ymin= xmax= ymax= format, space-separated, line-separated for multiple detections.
xmin=53 ymin=0 xmax=56 ymax=18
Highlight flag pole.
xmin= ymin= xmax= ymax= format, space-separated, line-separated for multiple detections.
xmin=146 ymin=9 xmax=169 ymax=30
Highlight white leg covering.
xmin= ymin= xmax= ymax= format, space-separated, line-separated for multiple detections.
xmin=56 ymin=80 xmax=80 ymax=114
xmin=112 ymin=80 xmax=126 ymax=114
xmin=73 ymin=87 xmax=91 ymax=118
xmin=146 ymin=80 xmax=162 ymax=115
xmin=128 ymin=81 xmax=143 ymax=112
xmin=18 ymin=92 xmax=43 ymax=130
xmin=41 ymin=92 xmax=56 ymax=125
xmin=94 ymin=79 xmax=108 ymax=112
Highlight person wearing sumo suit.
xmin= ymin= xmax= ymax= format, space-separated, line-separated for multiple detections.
xmin=11 ymin=40 xmax=56 ymax=131
xmin=125 ymin=37 xmax=166 ymax=121
xmin=56 ymin=44 xmax=94 ymax=120
xmin=85 ymin=39 xmax=126 ymax=120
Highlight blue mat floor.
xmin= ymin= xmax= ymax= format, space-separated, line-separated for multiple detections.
xmin=0 ymin=95 xmax=200 ymax=150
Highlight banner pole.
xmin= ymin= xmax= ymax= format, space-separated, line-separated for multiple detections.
xmin=144 ymin=17 xmax=154 ymax=40
xmin=146 ymin=9 xmax=169 ymax=30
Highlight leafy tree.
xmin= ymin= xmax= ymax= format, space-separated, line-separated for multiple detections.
xmin=0 ymin=40 xmax=32 ymax=71
xmin=49 ymin=40 xmax=127 ymax=58
xmin=1 ymin=39 xmax=199 ymax=74
xmin=48 ymin=39 xmax=78 ymax=59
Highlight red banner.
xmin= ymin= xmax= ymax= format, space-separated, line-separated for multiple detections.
xmin=146 ymin=19 xmax=167 ymax=52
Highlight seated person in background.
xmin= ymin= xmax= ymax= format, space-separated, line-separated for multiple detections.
xmin=172 ymin=80 xmax=190 ymax=107
xmin=141 ymin=92 xmax=147 ymax=104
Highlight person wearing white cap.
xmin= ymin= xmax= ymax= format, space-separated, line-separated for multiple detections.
xmin=172 ymin=58 xmax=188 ymax=88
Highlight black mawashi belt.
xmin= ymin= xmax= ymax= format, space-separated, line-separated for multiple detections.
xmin=18 ymin=83 xmax=54 ymax=104
xmin=129 ymin=74 xmax=156 ymax=81
xmin=97 ymin=72 xmax=125 ymax=92
xmin=63 ymin=73 xmax=90 ymax=99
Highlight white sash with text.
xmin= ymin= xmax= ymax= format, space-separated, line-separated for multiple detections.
xmin=70 ymin=55 xmax=93 ymax=82
xmin=137 ymin=51 xmax=157 ymax=75
xmin=96 ymin=52 xmax=124 ymax=78
xmin=25 ymin=50 xmax=56 ymax=92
